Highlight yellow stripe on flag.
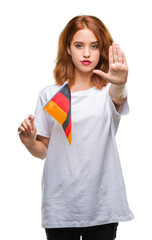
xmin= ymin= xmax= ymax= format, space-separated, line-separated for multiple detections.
xmin=44 ymin=100 xmax=67 ymax=125
xmin=68 ymin=131 xmax=72 ymax=145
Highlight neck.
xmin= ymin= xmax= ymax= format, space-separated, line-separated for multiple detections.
xmin=73 ymin=69 xmax=93 ymax=89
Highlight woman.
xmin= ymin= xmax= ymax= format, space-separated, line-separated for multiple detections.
xmin=18 ymin=15 xmax=134 ymax=240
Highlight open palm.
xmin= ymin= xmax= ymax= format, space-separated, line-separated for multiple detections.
xmin=93 ymin=42 xmax=128 ymax=85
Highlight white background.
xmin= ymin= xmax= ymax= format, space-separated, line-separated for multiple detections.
xmin=0 ymin=0 xmax=151 ymax=239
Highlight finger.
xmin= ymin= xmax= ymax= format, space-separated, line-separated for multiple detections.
xmin=93 ymin=69 xmax=105 ymax=77
xmin=117 ymin=44 xmax=122 ymax=63
xmin=122 ymin=51 xmax=127 ymax=66
xmin=18 ymin=125 xmax=26 ymax=133
xmin=28 ymin=115 xmax=35 ymax=129
xmin=21 ymin=120 xmax=28 ymax=131
xmin=25 ymin=118 xmax=32 ymax=130
xmin=20 ymin=122 xmax=29 ymax=134
xmin=112 ymin=42 xmax=118 ymax=63
xmin=109 ymin=45 xmax=113 ymax=67
xmin=21 ymin=119 xmax=30 ymax=134
xmin=93 ymin=69 xmax=109 ymax=81
xmin=28 ymin=114 xmax=34 ymax=120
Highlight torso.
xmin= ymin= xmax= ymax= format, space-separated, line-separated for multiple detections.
xmin=70 ymin=84 xmax=120 ymax=112
xmin=70 ymin=84 xmax=94 ymax=93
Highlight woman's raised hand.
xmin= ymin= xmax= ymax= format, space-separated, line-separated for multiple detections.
xmin=93 ymin=42 xmax=128 ymax=86
xmin=18 ymin=114 xmax=37 ymax=146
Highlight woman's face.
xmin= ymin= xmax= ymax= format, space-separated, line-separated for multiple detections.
xmin=67 ymin=28 xmax=100 ymax=74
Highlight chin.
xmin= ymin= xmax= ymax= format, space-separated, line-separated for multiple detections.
xmin=80 ymin=66 xmax=95 ymax=73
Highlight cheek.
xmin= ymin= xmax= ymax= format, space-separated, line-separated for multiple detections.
xmin=93 ymin=52 xmax=100 ymax=64
xmin=70 ymin=50 xmax=80 ymax=64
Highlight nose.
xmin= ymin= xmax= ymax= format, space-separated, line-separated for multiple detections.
xmin=83 ymin=46 xmax=90 ymax=58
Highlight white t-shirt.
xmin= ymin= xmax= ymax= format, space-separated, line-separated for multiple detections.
xmin=34 ymin=82 xmax=135 ymax=228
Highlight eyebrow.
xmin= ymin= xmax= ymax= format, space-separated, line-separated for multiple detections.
xmin=74 ymin=41 xmax=99 ymax=44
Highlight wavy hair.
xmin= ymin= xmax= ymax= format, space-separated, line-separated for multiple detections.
xmin=53 ymin=15 xmax=113 ymax=89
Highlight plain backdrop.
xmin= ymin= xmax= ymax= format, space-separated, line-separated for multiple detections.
xmin=0 ymin=0 xmax=152 ymax=239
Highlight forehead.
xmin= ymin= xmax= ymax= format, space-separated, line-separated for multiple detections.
xmin=72 ymin=28 xmax=97 ymax=42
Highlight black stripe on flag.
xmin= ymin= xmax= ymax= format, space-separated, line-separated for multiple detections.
xmin=60 ymin=84 xmax=71 ymax=103
xmin=62 ymin=104 xmax=71 ymax=131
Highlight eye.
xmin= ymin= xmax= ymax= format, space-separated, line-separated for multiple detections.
xmin=91 ymin=44 xmax=99 ymax=49
xmin=75 ymin=44 xmax=82 ymax=48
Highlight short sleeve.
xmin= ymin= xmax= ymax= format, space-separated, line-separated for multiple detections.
xmin=34 ymin=90 xmax=53 ymax=138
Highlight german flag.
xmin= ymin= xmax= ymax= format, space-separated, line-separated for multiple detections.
xmin=43 ymin=80 xmax=72 ymax=145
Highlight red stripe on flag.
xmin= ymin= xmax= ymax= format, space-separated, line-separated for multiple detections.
xmin=52 ymin=92 xmax=70 ymax=114
xmin=64 ymin=117 xmax=71 ymax=138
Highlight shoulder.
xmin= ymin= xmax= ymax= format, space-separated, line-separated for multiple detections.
xmin=103 ymin=83 xmax=111 ymax=92
xmin=95 ymin=83 xmax=111 ymax=96
xmin=39 ymin=83 xmax=60 ymax=96
xmin=38 ymin=83 xmax=61 ymax=101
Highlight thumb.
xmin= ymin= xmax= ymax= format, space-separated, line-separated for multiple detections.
xmin=93 ymin=69 xmax=108 ymax=80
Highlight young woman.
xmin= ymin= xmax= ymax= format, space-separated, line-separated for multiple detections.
xmin=18 ymin=15 xmax=134 ymax=240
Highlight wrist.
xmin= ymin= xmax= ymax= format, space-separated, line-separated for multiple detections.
xmin=111 ymin=83 xmax=126 ymax=89
xmin=109 ymin=83 xmax=127 ymax=104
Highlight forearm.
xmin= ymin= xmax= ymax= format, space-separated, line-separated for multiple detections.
xmin=109 ymin=83 xmax=127 ymax=105
xmin=24 ymin=139 xmax=47 ymax=160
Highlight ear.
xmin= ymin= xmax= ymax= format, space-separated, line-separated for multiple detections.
xmin=67 ymin=45 xmax=71 ymax=55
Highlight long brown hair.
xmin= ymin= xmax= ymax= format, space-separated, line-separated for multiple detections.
xmin=53 ymin=15 xmax=113 ymax=89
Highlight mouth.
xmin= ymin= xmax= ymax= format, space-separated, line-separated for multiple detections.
xmin=81 ymin=60 xmax=92 ymax=65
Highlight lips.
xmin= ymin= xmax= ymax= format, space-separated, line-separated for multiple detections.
xmin=81 ymin=60 xmax=91 ymax=65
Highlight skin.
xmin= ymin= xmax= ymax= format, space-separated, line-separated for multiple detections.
xmin=93 ymin=42 xmax=128 ymax=86
xmin=67 ymin=28 xmax=100 ymax=91
xmin=18 ymin=114 xmax=49 ymax=159
xmin=18 ymin=28 xmax=128 ymax=158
